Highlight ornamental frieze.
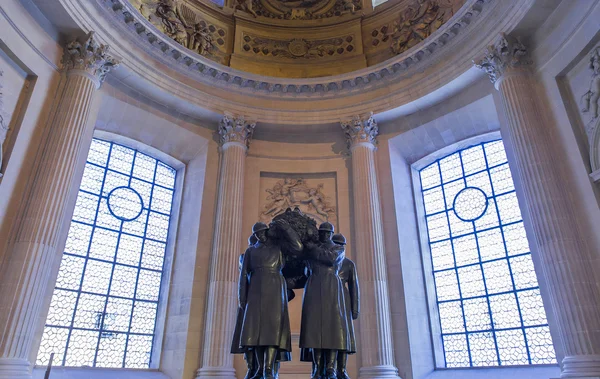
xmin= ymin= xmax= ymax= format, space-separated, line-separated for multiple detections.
xmin=241 ymin=34 xmax=356 ymax=59
xmin=236 ymin=0 xmax=361 ymax=20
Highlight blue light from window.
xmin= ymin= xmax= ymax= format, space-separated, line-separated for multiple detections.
xmin=419 ymin=140 xmax=556 ymax=367
xmin=36 ymin=139 xmax=176 ymax=368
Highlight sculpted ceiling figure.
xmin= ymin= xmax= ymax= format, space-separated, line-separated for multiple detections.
xmin=262 ymin=178 xmax=336 ymax=223
xmin=134 ymin=0 xmax=219 ymax=60
xmin=386 ymin=0 xmax=457 ymax=55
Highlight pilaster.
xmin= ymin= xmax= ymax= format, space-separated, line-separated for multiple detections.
xmin=196 ymin=114 xmax=255 ymax=379
xmin=341 ymin=114 xmax=401 ymax=379
xmin=0 ymin=32 xmax=118 ymax=378
xmin=475 ymin=33 xmax=600 ymax=378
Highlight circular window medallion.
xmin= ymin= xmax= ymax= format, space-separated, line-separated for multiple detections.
xmin=107 ymin=186 xmax=144 ymax=221
xmin=453 ymin=187 xmax=488 ymax=222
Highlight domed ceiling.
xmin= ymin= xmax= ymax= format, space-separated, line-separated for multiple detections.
xmin=128 ymin=0 xmax=465 ymax=77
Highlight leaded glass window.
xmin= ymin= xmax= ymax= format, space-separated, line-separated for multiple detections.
xmin=36 ymin=139 xmax=176 ymax=368
xmin=418 ymin=139 xmax=556 ymax=368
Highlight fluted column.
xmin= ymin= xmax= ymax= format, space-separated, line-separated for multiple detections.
xmin=475 ymin=33 xmax=600 ymax=378
xmin=341 ymin=115 xmax=401 ymax=379
xmin=0 ymin=32 xmax=118 ymax=378
xmin=196 ymin=114 xmax=255 ymax=379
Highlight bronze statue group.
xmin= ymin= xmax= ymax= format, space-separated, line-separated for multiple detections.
xmin=231 ymin=208 xmax=360 ymax=379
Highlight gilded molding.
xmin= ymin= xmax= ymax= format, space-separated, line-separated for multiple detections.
xmin=62 ymin=32 xmax=120 ymax=84
xmin=473 ymin=32 xmax=531 ymax=85
xmin=341 ymin=112 xmax=378 ymax=150
xmin=218 ymin=113 xmax=256 ymax=148
xmin=102 ymin=0 xmax=490 ymax=95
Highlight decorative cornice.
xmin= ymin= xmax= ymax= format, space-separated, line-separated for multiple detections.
xmin=473 ymin=32 xmax=531 ymax=85
xmin=218 ymin=113 xmax=256 ymax=148
xmin=341 ymin=112 xmax=378 ymax=150
xmin=100 ymin=0 xmax=490 ymax=96
xmin=62 ymin=32 xmax=120 ymax=85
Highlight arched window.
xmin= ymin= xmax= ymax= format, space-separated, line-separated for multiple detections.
xmin=417 ymin=139 xmax=556 ymax=367
xmin=36 ymin=138 xmax=177 ymax=369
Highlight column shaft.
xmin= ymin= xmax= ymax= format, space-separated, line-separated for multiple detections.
xmin=498 ymin=70 xmax=600 ymax=377
xmin=0 ymin=73 xmax=100 ymax=378
xmin=343 ymin=114 xmax=401 ymax=379
xmin=197 ymin=114 xmax=254 ymax=379
xmin=351 ymin=145 xmax=397 ymax=374
xmin=0 ymin=32 xmax=116 ymax=379
xmin=199 ymin=143 xmax=246 ymax=378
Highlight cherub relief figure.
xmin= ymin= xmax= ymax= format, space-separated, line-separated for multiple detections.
xmin=582 ymin=46 xmax=600 ymax=132
xmin=235 ymin=0 xmax=258 ymax=17
xmin=300 ymin=184 xmax=335 ymax=221
xmin=156 ymin=0 xmax=188 ymax=45
xmin=389 ymin=0 xmax=455 ymax=55
xmin=262 ymin=178 xmax=336 ymax=222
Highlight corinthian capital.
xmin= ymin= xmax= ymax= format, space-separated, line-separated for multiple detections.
xmin=474 ymin=33 xmax=531 ymax=85
xmin=341 ymin=112 xmax=378 ymax=150
xmin=218 ymin=113 xmax=256 ymax=149
xmin=62 ymin=32 xmax=120 ymax=86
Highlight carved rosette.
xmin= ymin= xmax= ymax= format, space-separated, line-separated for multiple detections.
xmin=61 ymin=32 xmax=120 ymax=86
xmin=474 ymin=33 xmax=531 ymax=86
xmin=341 ymin=112 xmax=378 ymax=150
xmin=218 ymin=114 xmax=256 ymax=149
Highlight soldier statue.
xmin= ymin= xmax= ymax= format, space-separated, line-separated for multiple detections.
xmin=231 ymin=235 xmax=259 ymax=379
xmin=238 ymin=220 xmax=302 ymax=379
xmin=332 ymin=233 xmax=360 ymax=379
xmin=300 ymin=222 xmax=350 ymax=379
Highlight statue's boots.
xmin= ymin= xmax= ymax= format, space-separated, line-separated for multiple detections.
xmin=336 ymin=369 xmax=350 ymax=379
xmin=244 ymin=351 xmax=258 ymax=379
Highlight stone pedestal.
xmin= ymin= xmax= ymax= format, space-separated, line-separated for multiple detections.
xmin=0 ymin=32 xmax=118 ymax=379
xmin=475 ymin=33 xmax=600 ymax=378
xmin=341 ymin=115 xmax=401 ymax=379
xmin=196 ymin=115 xmax=255 ymax=379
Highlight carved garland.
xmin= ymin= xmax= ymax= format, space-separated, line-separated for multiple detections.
xmin=242 ymin=34 xmax=355 ymax=59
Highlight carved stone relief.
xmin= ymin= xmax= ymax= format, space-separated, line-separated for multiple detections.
xmin=0 ymin=69 xmax=8 ymax=178
xmin=369 ymin=0 xmax=462 ymax=56
xmin=242 ymin=34 xmax=355 ymax=59
xmin=260 ymin=176 xmax=337 ymax=223
xmin=133 ymin=0 xmax=228 ymax=62
xmin=580 ymin=46 xmax=600 ymax=182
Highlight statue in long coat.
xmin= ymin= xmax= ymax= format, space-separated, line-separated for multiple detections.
xmin=300 ymin=222 xmax=349 ymax=379
xmin=332 ymin=233 xmax=360 ymax=379
xmin=239 ymin=220 xmax=302 ymax=379
xmin=231 ymin=235 xmax=258 ymax=379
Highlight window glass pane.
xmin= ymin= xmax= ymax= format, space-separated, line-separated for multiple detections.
xmin=419 ymin=139 xmax=556 ymax=367
xmin=36 ymin=139 xmax=176 ymax=368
